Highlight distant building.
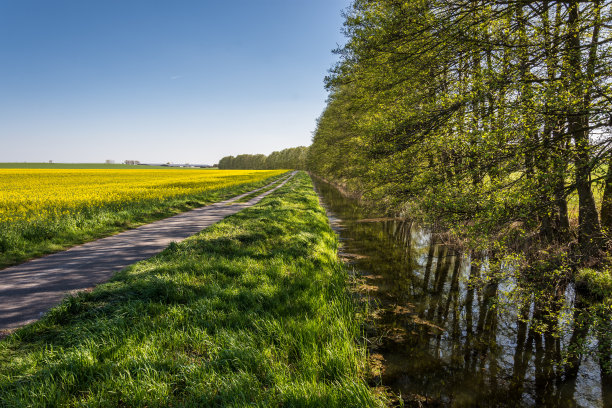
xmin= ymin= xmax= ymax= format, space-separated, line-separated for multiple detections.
xmin=49 ymin=160 xmax=53 ymax=164
xmin=105 ymin=160 xmax=115 ymax=164
xmin=124 ymin=160 xmax=140 ymax=165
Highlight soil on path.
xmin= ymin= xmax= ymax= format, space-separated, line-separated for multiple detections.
xmin=0 ymin=172 xmax=296 ymax=333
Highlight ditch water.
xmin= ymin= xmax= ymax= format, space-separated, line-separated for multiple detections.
xmin=312 ymin=177 xmax=612 ymax=407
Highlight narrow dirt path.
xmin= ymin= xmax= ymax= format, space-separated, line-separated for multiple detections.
xmin=0 ymin=172 xmax=297 ymax=332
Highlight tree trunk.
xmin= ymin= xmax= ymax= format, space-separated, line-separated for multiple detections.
xmin=566 ymin=1 xmax=603 ymax=258
xmin=600 ymin=157 xmax=612 ymax=233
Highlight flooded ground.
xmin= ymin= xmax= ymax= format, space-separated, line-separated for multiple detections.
xmin=312 ymin=177 xmax=611 ymax=407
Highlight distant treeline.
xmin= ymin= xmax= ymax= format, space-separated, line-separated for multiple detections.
xmin=218 ymin=146 xmax=308 ymax=170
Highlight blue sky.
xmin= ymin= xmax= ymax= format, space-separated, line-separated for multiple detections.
xmin=0 ymin=0 xmax=348 ymax=164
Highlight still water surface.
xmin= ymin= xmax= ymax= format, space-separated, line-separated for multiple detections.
xmin=312 ymin=177 xmax=611 ymax=407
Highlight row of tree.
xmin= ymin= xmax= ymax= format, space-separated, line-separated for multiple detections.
xmin=308 ymin=0 xmax=612 ymax=263
xmin=217 ymin=146 xmax=308 ymax=170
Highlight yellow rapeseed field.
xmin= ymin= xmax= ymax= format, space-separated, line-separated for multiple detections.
xmin=0 ymin=169 xmax=285 ymax=224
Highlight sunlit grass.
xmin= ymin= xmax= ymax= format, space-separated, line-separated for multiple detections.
xmin=0 ymin=170 xmax=286 ymax=268
xmin=0 ymin=173 xmax=384 ymax=407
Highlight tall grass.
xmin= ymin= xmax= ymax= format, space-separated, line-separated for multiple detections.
xmin=0 ymin=173 xmax=384 ymax=407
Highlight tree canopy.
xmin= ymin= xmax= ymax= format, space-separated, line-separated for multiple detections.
xmin=308 ymin=0 xmax=612 ymax=263
xmin=218 ymin=146 xmax=308 ymax=170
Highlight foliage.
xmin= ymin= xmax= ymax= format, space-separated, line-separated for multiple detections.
xmin=219 ymin=146 xmax=309 ymax=170
xmin=0 ymin=173 xmax=385 ymax=408
xmin=308 ymin=0 xmax=612 ymax=263
xmin=577 ymin=267 xmax=612 ymax=299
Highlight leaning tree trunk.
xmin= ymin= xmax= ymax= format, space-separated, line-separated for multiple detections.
xmin=566 ymin=1 xmax=603 ymax=259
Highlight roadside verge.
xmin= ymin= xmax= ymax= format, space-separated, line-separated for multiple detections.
xmin=0 ymin=172 xmax=385 ymax=407
xmin=0 ymin=171 xmax=288 ymax=269
xmin=0 ymin=173 xmax=295 ymax=331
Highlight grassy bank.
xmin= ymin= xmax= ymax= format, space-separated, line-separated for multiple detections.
xmin=0 ymin=172 xmax=384 ymax=407
xmin=0 ymin=172 xmax=286 ymax=269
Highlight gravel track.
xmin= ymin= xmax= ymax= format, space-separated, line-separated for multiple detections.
xmin=0 ymin=172 xmax=296 ymax=332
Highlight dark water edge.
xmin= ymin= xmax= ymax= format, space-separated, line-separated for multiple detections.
xmin=312 ymin=177 xmax=611 ymax=408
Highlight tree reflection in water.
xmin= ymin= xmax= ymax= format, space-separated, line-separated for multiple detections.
xmin=313 ymin=177 xmax=611 ymax=408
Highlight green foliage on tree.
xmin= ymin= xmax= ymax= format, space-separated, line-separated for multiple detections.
xmin=308 ymin=0 xmax=612 ymax=264
xmin=218 ymin=146 xmax=309 ymax=170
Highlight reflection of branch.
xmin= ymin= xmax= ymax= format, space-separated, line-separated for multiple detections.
xmin=593 ymin=85 xmax=612 ymax=113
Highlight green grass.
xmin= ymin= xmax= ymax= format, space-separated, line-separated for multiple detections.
xmin=0 ymin=173 xmax=287 ymax=269
xmin=233 ymin=174 xmax=292 ymax=204
xmin=0 ymin=163 xmax=215 ymax=169
xmin=0 ymin=172 xmax=384 ymax=407
xmin=577 ymin=267 xmax=612 ymax=300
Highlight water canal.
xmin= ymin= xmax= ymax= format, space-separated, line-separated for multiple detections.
xmin=312 ymin=177 xmax=611 ymax=407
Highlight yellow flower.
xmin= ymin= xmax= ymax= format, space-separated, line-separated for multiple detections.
xmin=0 ymin=169 xmax=284 ymax=225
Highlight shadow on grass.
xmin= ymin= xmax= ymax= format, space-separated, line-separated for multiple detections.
xmin=0 ymin=173 xmax=385 ymax=408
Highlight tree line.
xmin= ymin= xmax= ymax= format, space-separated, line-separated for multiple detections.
xmin=218 ymin=146 xmax=308 ymax=170
xmin=308 ymin=0 xmax=612 ymax=265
